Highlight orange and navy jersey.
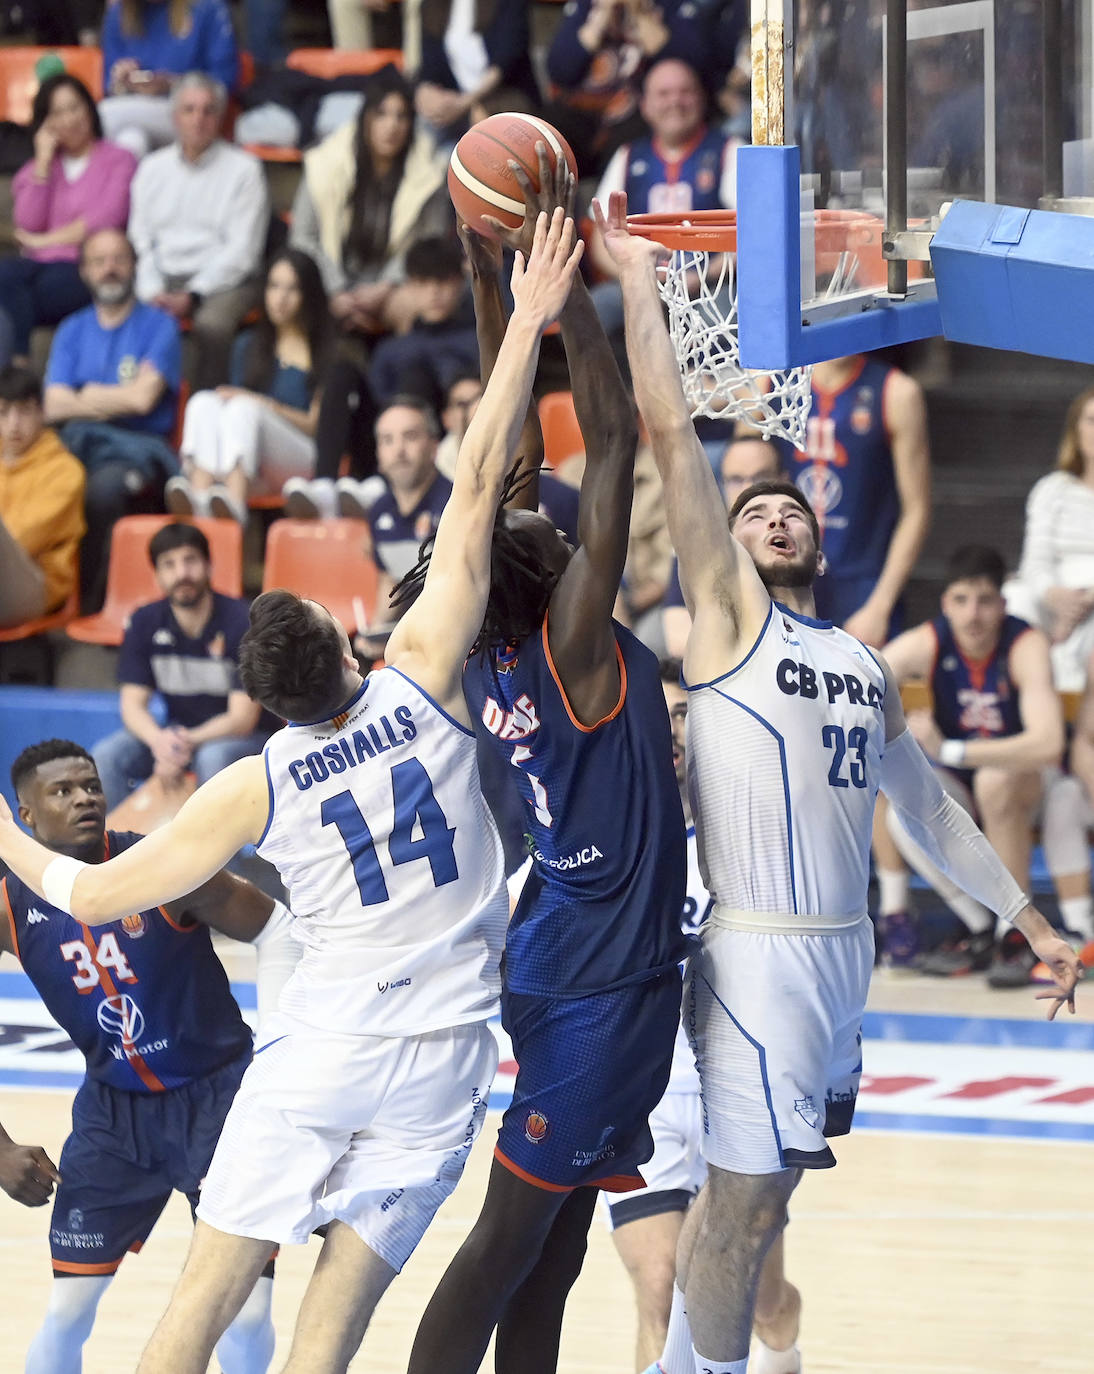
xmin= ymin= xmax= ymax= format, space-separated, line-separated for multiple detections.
xmin=929 ymin=614 xmax=1031 ymax=743
xmin=789 ymin=357 xmax=901 ymax=582
xmin=464 ymin=616 xmax=687 ymax=998
xmin=1 ymin=831 xmax=251 ymax=1092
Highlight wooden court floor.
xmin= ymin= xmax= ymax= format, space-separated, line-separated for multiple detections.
xmin=3 ymin=971 xmax=1093 ymax=1373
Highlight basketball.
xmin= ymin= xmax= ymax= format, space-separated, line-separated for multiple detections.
xmin=448 ymin=113 xmax=578 ymax=240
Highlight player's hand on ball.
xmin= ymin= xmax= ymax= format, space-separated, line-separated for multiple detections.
xmin=456 ymin=219 xmax=503 ymax=279
xmin=1032 ymin=935 xmax=1084 ymax=1019
xmin=592 ymin=190 xmax=668 ymax=272
xmin=510 ymin=208 xmax=584 ymax=329
xmin=482 ymin=143 xmax=577 ymax=259
xmin=0 ymin=1142 xmax=61 ymax=1207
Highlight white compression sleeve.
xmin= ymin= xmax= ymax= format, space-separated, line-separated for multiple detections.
xmin=880 ymin=730 xmax=1029 ymax=925
xmin=251 ymin=901 xmax=299 ymax=1034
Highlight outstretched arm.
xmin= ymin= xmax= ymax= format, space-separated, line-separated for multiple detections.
xmin=876 ymin=655 xmax=1083 ymax=1017
xmin=593 ymin=192 xmax=770 ymax=682
xmin=386 ymin=210 xmax=584 ymax=716
xmin=0 ymin=756 xmax=270 ymax=926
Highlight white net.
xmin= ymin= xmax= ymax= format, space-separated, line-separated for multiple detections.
xmin=655 ymin=246 xmax=813 ymax=449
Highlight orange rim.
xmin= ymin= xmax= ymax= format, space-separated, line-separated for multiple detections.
xmin=626 ymin=207 xmax=885 ymax=255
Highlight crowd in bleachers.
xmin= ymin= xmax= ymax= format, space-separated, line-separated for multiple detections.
xmin=2 ymin=0 xmax=1094 ymax=984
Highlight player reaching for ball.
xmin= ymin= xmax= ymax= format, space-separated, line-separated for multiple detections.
xmin=596 ymin=188 xmax=1083 ymax=1374
xmin=0 ymin=208 xmax=585 ymax=1374
xmin=404 ymin=143 xmax=688 ymax=1374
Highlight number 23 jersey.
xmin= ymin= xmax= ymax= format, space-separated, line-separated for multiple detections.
xmin=686 ymin=602 xmax=887 ymax=919
xmin=257 ymin=668 xmax=508 ymax=1038
xmin=2 ymin=831 xmax=252 ymax=1093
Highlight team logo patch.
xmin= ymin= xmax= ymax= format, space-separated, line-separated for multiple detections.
xmin=96 ymin=993 xmax=145 ymax=1045
xmin=68 ymin=1208 xmax=84 ymax=1232
xmin=794 ymin=1096 xmax=821 ymax=1128
xmin=414 ymin=511 xmax=436 ymax=542
xmin=850 ymin=405 xmax=873 ymax=434
xmin=26 ymin=907 xmax=49 ymax=926
xmin=121 ymin=913 xmax=146 ymax=939
xmin=208 ymin=631 xmax=226 ymax=660
xmin=524 ymin=1110 xmax=549 ymax=1144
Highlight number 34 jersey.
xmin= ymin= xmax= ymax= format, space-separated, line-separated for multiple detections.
xmin=2 ymin=831 xmax=252 ymax=1093
xmin=686 ymin=601 xmax=887 ymax=920
xmin=258 ymin=668 xmax=508 ymax=1039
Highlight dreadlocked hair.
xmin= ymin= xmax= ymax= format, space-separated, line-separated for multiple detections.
xmin=388 ymin=465 xmax=559 ymax=661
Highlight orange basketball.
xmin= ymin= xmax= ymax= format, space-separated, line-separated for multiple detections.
xmin=448 ymin=113 xmax=579 ymax=241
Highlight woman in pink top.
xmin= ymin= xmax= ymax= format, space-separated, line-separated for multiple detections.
xmin=0 ymin=73 xmax=137 ymax=361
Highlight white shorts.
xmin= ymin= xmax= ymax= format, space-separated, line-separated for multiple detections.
xmin=196 ymin=1012 xmax=497 ymax=1271
xmin=687 ymin=916 xmax=874 ymax=1175
xmin=603 ymin=1088 xmax=706 ymax=1231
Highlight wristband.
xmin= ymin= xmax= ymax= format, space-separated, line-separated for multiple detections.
xmin=938 ymin=739 xmax=967 ymax=768
xmin=42 ymin=855 xmax=90 ymax=913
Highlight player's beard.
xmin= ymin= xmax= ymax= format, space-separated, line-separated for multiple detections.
xmin=758 ymin=550 xmax=819 ymax=590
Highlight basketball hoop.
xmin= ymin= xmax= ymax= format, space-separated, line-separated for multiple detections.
xmin=627 ymin=210 xmax=813 ymax=448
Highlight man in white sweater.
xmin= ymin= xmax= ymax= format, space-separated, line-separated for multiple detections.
xmin=129 ymin=73 xmax=268 ymax=390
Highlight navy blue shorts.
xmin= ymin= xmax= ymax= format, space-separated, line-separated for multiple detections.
xmin=49 ymin=1050 xmax=250 ymax=1275
xmin=495 ymin=969 xmax=681 ymax=1193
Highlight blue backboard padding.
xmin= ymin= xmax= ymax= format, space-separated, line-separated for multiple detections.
xmin=931 ymin=199 xmax=1094 ymax=363
xmin=0 ymin=687 xmax=121 ymax=807
xmin=736 ymin=145 xmax=941 ymax=369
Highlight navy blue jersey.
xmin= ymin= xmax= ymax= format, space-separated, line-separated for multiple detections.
xmin=367 ymin=474 xmax=452 ymax=584
xmin=929 ymin=614 xmax=1031 ymax=741
xmin=788 ymin=357 xmax=900 ymax=583
xmin=465 ymin=616 xmax=688 ymax=997
xmin=2 ymin=831 xmax=252 ymax=1092
xmin=620 ymin=126 xmax=733 ymax=215
xmin=119 ymin=592 xmax=257 ymax=732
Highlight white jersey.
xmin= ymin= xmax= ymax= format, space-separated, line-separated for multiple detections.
xmin=258 ymin=667 xmax=507 ymax=1037
xmin=666 ymin=827 xmax=707 ymax=1095
xmin=686 ymin=601 xmax=886 ymax=920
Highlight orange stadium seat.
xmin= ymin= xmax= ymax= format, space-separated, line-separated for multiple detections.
xmin=0 ymin=585 xmax=79 ymax=644
xmin=0 ymin=47 xmax=103 ymax=123
xmin=286 ymin=47 xmax=403 ymax=79
xmin=538 ymin=390 xmax=584 ymax=469
xmin=263 ymin=518 xmax=378 ymax=631
xmin=66 ymin=515 xmax=243 ymax=646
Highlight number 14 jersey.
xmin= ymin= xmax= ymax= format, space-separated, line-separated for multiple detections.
xmin=258 ymin=668 xmax=507 ymax=1038
xmin=686 ymin=602 xmax=887 ymax=920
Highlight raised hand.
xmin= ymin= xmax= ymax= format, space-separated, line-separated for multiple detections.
xmin=510 ymin=208 xmax=584 ymax=331
xmin=592 ymin=191 xmax=667 ymax=273
xmin=481 ymin=142 xmax=578 ymax=260
xmin=456 ymin=219 xmax=503 ymax=280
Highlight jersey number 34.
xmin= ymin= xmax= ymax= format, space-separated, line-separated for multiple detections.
xmin=321 ymin=757 xmax=459 ymax=906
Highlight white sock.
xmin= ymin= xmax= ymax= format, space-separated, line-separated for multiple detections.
xmin=1060 ymin=896 xmax=1094 ymax=940
xmin=877 ymin=867 xmax=910 ymax=916
xmin=752 ymin=1333 xmax=802 ymax=1373
xmin=214 ymin=1274 xmax=275 ymax=1374
xmin=26 ymin=1274 xmax=113 ymax=1374
xmin=661 ymin=1284 xmax=695 ymax=1374
xmin=692 ymin=1353 xmax=748 ymax=1374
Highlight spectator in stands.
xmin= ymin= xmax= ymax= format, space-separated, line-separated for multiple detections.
xmin=128 ymin=72 xmax=269 ymax=392
xmin=1011 ymin=385 xmax=1094 ymax=691
xmin=91 ymin=521 xmax=266 ymax=809
xmin=351 ymin=397 xmax=451 ymax=657
xmin=662 ymin=433 xmax=783 ymax=656
xmin=369 ymin=235 xmax=478 ymax=407
xmin=0 ymin=364 xmax=85 ymax=626
xmin=589 ymin=57 xmax=741 ymax=346
xmin=327 ymin=0 xmax=402 ymax=54
xmin=167 ymin=248 xmax=333 ymax=524
xmin=0 ymin=75 xmax=136 ymax=366
xmin=546 ymin=0 xmax=720 ymax=174
xmin=43 ymin=228 xmax=181 ymax=613
xmin=786 ymin=353 xmax=931 ymax=645
xmin=99 ymin=0 xmax=239 ymax=159
xmin=876 ymin=544 xmax=1071 ymax=987
xmin=434 ymin=369 xmax=481 ymax=481
xmin=414 ymin=0 xmax=538 ymax=141
xmin=289 ymin=70 xmax=450 ymax=339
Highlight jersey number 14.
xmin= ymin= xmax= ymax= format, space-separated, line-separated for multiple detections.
xmin=321 ymin=757 xmax=459 ymax=906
